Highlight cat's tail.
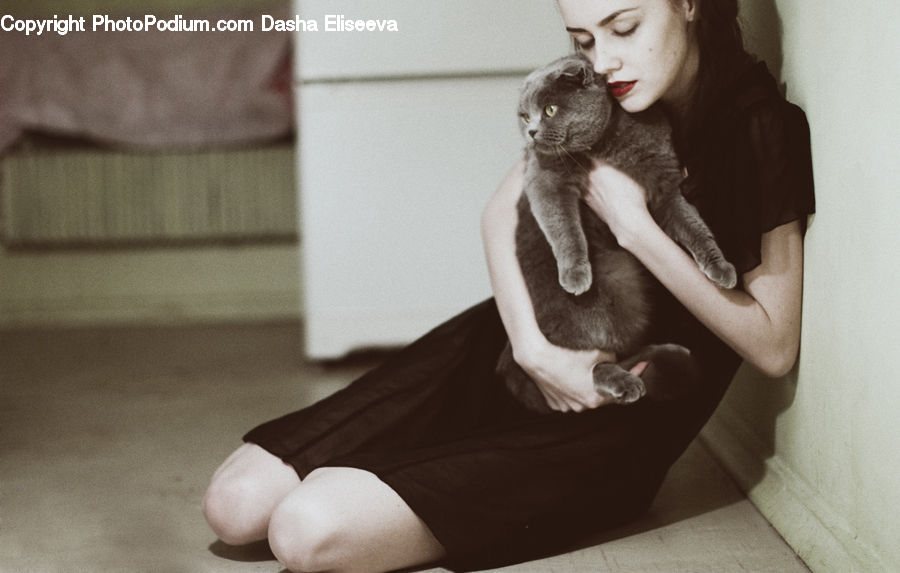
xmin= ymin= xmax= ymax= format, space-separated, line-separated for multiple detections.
xmin=619 ymin=343 xmax=703 ymax=401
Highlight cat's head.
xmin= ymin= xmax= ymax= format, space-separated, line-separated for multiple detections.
xmin=518 ymin=53 xmax=613 ymax=154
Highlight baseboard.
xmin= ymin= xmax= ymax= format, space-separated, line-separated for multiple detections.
xmin=702 ymin=405 xmax=886 ymax=573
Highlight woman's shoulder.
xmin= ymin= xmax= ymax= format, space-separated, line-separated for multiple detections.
xmin=726 ymin=61 xmax=784 ymax=112
xmin=690 ymin=58 xmax=815 ymax=273
xmin=686 ymin=58 xmax=807 ymax=158
xmin=719 ymin=61 xmax=810 ymax=147
xmin=701 ymin=59 xmax=811 ymax=183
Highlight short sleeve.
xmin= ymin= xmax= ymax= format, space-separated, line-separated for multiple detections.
xmin=729 ymin=98 xmax=816 ymax=274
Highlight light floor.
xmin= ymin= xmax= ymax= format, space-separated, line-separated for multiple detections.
xmin=0 ymin=322 xmax=810 ymax=573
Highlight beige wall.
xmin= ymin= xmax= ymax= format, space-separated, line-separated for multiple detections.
xmin=704 ymin=1 xmax=900 ymax=571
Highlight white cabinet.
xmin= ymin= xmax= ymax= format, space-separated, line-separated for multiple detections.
xmin=295 ymin=1 xmax=569 ymax=358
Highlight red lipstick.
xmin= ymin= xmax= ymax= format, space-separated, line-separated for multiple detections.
xmin=608 ymin=81 xmax=636 ymax=98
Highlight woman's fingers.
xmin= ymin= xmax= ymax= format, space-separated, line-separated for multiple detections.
xmin=526 ymin=345 xmax=622 ymax=412
xmin=537 ymin=384 xmax=567 ymax=412
xmin=539 ymin=355 xmax=648 ymax=412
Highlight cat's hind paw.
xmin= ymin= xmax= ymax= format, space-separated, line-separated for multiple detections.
xmin=559 ymin=262 xmax=592 ymax=295
xmin=597 ymin=369 xmax=646 ymax=404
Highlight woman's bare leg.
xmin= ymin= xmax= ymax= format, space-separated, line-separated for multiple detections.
xmin=203 ymin=443 xmax=301 ymax=545
xmin=267 ymin=467 xmax=446 ymax=573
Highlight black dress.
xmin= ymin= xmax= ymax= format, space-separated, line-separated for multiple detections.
xmin=244 ymin=60 xmax=815 ymax=571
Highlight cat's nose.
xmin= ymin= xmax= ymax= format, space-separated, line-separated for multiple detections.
xmin=528 ymin=129 xmax=537 ymax=139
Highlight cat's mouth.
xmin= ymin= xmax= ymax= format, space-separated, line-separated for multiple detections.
xmin=530 ymin=140 xmax=567 ymax=153
xmin=530 ymin=138 xmax=589 ymax=155
xmin=529 ymin=132 xmax=567 ymax=149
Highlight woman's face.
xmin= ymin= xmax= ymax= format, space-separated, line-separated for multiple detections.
xmin=556 ymin=0 xmax=699 ymax=113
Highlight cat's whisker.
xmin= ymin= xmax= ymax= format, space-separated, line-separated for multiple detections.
xmin=552 ymin=145 xmax=569 ymax=171
xmin=552 ymin=145 xmax=575 ymax=176
xmin=557 ymin=145 xmax=592 ymax=178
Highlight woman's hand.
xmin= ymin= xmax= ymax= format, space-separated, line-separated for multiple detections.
xmin=516 ymin=341 xmax=650 ymax=412
xmin=516 ymin=340 xmax=616 ymax=412
xmin=583 ymin=162 xmax=654 ymax=245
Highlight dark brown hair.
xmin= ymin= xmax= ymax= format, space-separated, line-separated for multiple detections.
xmin=654 ymin=0 xmax=753 ymax=192
xmin=686 ymin=0 xmax=750 ymax=109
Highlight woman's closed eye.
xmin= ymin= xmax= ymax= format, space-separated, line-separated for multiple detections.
xmin=571 ymin=20 xmax=638 ymax=51
xmin=612 ymin=22 xmax=639 ymax=37
xmin=570 ymin=32 xmax=595 ymax=51
xmin=575 ymin=37 xmax=595 ymax=51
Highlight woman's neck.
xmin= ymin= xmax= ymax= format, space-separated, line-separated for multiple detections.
xmin=661 ymin=39 xmax=701 ymax=125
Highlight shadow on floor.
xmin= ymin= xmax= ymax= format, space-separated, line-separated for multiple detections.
xmin=208 ymin=539 xmax=277 ymax=563
xmin=586 ymin=439 xmax=744 ymax=545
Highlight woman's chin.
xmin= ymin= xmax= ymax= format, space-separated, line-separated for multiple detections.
xmin=615 ymin=93 xmax=653 ymax=114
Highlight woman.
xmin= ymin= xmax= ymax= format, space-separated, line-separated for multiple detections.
xmin=203 ymin=0 xmax=815 ymax=571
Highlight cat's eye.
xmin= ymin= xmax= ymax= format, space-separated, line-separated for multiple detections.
xmin=520 ymin=113 xmax=531 ymax=123
xmin=544 ymin=105 xmax=558 ymax=118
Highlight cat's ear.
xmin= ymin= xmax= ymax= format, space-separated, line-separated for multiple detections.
xmin=556 ymin=54 xmax=596 ymax=88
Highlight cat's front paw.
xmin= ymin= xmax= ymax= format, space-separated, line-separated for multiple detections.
xmin=704 ymin=260 xmax=738 ymax=289
xmin=559 ymin=262 xmax=592 ymax=295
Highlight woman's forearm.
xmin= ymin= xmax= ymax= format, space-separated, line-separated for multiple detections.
xmin=582 ymin=164 xmax=805 ymax=378
xmin=481 ymin=162 xmax=548 ymax=362
xmin=620 ymin=214 xmax=805 ymax=377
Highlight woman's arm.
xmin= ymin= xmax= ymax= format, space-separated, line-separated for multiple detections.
xmin=481 ymin=162 xmax=616 ymax=412
xmin=584 ymin=164 xmax=805 ymax=377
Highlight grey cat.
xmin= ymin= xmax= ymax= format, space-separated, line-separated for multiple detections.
xmin=497 ymin=53 xmax=737 ymax=413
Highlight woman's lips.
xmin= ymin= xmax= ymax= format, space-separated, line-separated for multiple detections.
xmin=608 ymin=81 xmax=636 ymax=98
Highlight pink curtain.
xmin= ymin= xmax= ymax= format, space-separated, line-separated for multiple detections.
xmin=0 ymin=6 xmax=293 ymax=152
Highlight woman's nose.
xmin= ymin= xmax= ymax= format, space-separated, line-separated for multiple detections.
xmin=592 ymin=48 xmax=623 ymax=77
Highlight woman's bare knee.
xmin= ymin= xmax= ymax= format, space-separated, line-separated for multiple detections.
xmin=202 ymin=443 xmax=300 ymax=546
xmin=267 ymin=467 xmax=445 ymax=573
xmin=203 ymin=473 xmax=268 ymax=545
xmin=268 ymin=489 xmax=343 ymax=572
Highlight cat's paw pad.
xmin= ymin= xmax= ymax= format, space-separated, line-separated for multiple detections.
xmin=704 ymin=260 xmax=737 ymax=289
xmin=559 ymin=262 xmax=592 ymax=295
xmin=598 ymin=371 xmax=646 ymax=404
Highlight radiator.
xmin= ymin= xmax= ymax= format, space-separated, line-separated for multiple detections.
xmin=0 ymin=143 xmax=298 ymax=247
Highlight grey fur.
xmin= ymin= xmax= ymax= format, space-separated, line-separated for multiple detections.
xmin=497 ymin=53 xmax=736 ymax=412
